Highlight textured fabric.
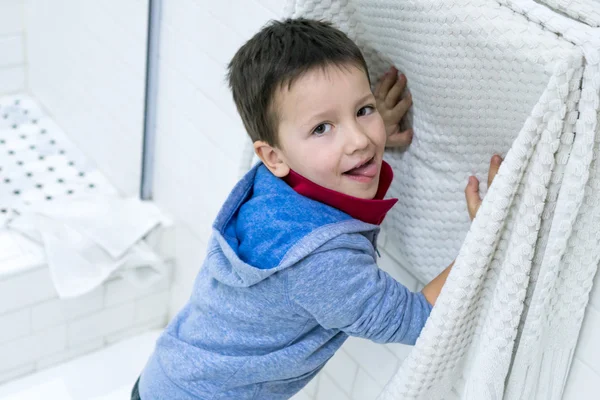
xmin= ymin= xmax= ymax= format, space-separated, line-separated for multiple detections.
xmin=538 ymin=0 xmax=600 ymax=27
xmin=138 ymin=164 xmax=432 ymax=400
xmin=268 ymin=1 xmax=600 ymax=398
xmin=284 ymin=160 xmax=397 ymax=225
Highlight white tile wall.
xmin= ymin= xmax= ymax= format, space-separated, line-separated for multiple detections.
xmin=0 ymin=324 xmax=67 ymax=372
xmin=0 ymin=0 xmax=25 ymax=94
xmin=31 ymin=287 xmax=104 ymax=332
xmin=0 ymin=267 xmax=56 ymax=314
xmin=0 ymin=263 xmax=171 ymax=384
xmin=22 ymin=0 xmax=148 ymax=196
xmin=0 ymin=309 xmax=30 ymax=343
xmin=152 ymin=0 xmax=600 ymax=398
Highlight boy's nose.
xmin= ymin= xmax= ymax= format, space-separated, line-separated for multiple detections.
xmin=344 ymin=122 xmax=370 ymax=154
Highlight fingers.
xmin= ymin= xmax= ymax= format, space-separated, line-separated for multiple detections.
xmin=385 ymin=74 xmax=407 ymax=109
xmin=386 ymin=128 xmax=413 ymax=149
xmin=465 ymin=176 xmax=481 ymax=221
xmin=465 ymin=155 xmax=503 ymax=221
xmin=387 ymin=92 xmax=413 ymax=123
xmin=487 ymin=155 xmax=503 ymax=188
xmin=375 ymin=66 xmax=398 ymax=102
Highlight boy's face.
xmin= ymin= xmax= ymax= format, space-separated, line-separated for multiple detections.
xmin=256 ymin=63 xmax=387 ymax=199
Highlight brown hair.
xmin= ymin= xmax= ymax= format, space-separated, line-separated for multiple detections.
xmin=227 ymin=18 xmax=370 ymax=146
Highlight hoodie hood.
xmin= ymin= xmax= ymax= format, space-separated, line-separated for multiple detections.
xmin=207 ymin=164 xmax=379 ymax=287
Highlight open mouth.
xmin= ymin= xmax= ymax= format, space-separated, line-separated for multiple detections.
xmin=343 ymin=157 xmax=378 ymax=179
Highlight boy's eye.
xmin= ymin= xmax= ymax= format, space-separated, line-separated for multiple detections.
xmin=357 ymin=105 xmax=375 ymax=117
xmin=313 ymin=123 xmax=332 ymax=135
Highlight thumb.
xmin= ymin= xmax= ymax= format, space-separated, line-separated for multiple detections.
xmin=465 ymin=176 xmax=481 ymax=221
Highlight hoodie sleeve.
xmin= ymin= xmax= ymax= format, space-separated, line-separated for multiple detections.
xmin=285 ymin=238 xmax=432 ymax=345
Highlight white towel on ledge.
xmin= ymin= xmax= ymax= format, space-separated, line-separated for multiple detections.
xmin=6 ymin=196 xmax=169 ymax=298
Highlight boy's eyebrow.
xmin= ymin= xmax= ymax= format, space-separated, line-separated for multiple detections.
xmin=356 ymin=92 xmax=375 ymax=105
xmin=300 ymin=92 xmax=376 ymax=128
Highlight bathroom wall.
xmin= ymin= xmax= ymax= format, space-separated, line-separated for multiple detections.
xmin=0 ymin=0 xmax=26 ymax=94
xmin=23 ymin=0 xmax=148 ymax=196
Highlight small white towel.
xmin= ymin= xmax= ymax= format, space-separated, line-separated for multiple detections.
xmin=7 ymin=196 xmax=169 ymax=298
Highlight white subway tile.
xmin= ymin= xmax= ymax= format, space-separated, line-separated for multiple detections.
xmin=322 ymin=348 xmax=358 ymax=396
xmin=381 ymin=244 xmax=429 ymax=285
xmin=0 ymin=268 xmax=57 ymax=314
xmin=169 ymin=282 xmax=192 ymax=320
xmin=316 ymin=372 xmax=351 ymax=400
xmin=67 ymin=302 xmax=135 ymax=347
xmin=144 ymin=220 xmax=176 ymax=263
xmin=0 ymin=35 xmax=24 ymax=67
xmin=377 ymin=225 xmax=388 ymax=249
xmin=104 ymin=276 xmax=169 ymax=308
xmin=258 ymin=0 xmax=285 ymax=16
xmin=156 ymin=64 xmax=246 ymax=163
xmin=164 ymin=223 xmax=211 ymax=318
xmin=342 ymin=337 xmax=399 ymax=387
xmin=162 ymin=0 xmax=244 ymax=66
xmin=31 ymin=287 xmax=103 ymax=331
xmin=384 ymin=342 xmax=413 ymax=363
xmin=100 ymin=0 xmax=148 ymax=42
xmin=36 ymin=338 xmax=104 ymax=370
xmin=0 ymin=362 xmax=35 ymax=385
xmin=199 ymin=0 xmax=278 ymax=39
xmin=304 ymin=373 xmax=320 ymax=397
xmin=0 ymin=66 xmax=25 ymax=94
xmin=0 ymin=308 xmax=30 ymax=343
xmin=290 ymin=389 xmax=313 ymax=400
xmin=351 ymin=368 xmax=383 ymax=400
xmin=563 ymin=359 xmax=598 ymax=400
xmin=172 ymin=224 xmax=207 ymax=286
xmin=573 ymin=305 xmax=600 ymax=374
xmin=0 ymin=0 xmax=23 ymax=35
xmin=134 ymin=290 xmax=170 ymax=323
xmin=0 ymin=325 xmax=67 ymax=372
xmin=104 ymin=316 xmax=166 ymax=345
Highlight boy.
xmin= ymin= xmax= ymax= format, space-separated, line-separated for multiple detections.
xmin=134 ymin=18 xmax=501 ymax=400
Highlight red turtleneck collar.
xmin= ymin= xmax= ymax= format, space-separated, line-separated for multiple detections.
xmin=283 ymin=161 xmax=398 ymax=225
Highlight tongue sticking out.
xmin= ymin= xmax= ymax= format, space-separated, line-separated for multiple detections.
xmin=345 ymin=160 xmax=378 ymax=177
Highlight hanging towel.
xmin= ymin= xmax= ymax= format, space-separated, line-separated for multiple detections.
xmin=537 ymin=0 xmax=600 ymax=28
xmin=6 ymin=196 xmax=169 ymax=298
xmin=274 ymin=0 xmax=600 ymax=398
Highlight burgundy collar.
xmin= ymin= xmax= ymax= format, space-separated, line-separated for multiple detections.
xmin=283 ymin=161 xmax=397 ymax=225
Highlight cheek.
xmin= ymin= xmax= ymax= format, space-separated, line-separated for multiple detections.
xmin=368 ymin=115 xmax=387 ymax=147
xmin=291 ymin=143 xmax=336 ymax=172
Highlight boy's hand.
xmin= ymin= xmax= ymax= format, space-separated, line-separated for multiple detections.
xmin=422 ymin=154 xmax=503 ymax=306
xmin=465 ymin=155 xmax=503 ymax=220
xmin=374 ymin=66 xmax=413 ymax=150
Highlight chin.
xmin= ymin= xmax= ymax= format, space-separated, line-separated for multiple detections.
xmin=354 ymin=187 xmax=378 ymax=200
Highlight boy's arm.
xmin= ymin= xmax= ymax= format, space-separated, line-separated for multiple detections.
xmin=421 ymin=261 xmax=454 ymax=306
xmin=286 ymin=240 xmax=432 ymax=346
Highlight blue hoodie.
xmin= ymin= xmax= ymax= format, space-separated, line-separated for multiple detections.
xmin=139 ymin=164 xmax=432 ymax=400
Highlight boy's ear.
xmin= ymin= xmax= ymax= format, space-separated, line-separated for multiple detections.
xmin=253 ymin=141 xmax=290 ymax=178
